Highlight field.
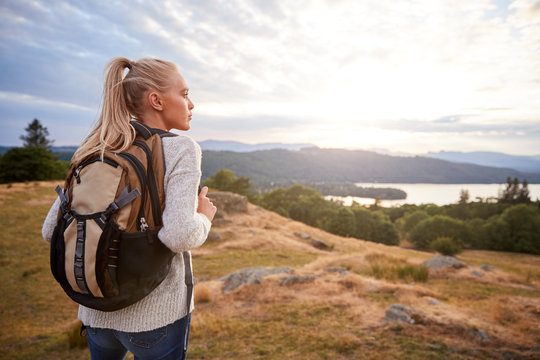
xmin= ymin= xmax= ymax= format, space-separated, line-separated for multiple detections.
xmin=1 ymin=181 xmax=539 ymax=359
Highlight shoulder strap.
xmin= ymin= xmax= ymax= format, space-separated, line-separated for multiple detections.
xmin=130 ymin=120 xmax=153 ymax=140
xmin=130 ymin=120 xmax=177 ymax=139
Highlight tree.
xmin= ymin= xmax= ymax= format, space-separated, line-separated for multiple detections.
xmin=459 ymin=189 xmax=470 ymax=204
xmin=0 ymin=146 xmax=66 ymax=183
xmin=409 ymin=215 xmax=467 ymax=249
xmin=329 ymin=207 xmax=356 ymax=237
xmin=499 ymin=177 xmax=530 ymax=204
xmin=204 ymin=169 xmax=251 ymax=195
xmin=20 ymin=118 xmax=54 ymax=148
xmin=498 ymin=204 xmax=540 ymax=254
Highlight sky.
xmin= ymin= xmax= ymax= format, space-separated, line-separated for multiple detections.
xmin=1 ymin=0 xmax=539 ymax=155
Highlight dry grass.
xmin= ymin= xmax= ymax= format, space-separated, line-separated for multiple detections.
xmin=194 ymin=283 xmax=212 ymax=304
xmin=2 ymin=181 xmax=540 ymax=360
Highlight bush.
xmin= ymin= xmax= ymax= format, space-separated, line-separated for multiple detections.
xmin=204 ymin=169 xmax=251 ymax=195
xmin=401 ymin=210 xmax=429 ymax=234
xmin=0 ymin=146 xmax=67 ymax=183
xmin=409 ymin=215 xmax=467 ymax=249
xmin=430 ymin=236 xmax=462 ymax=256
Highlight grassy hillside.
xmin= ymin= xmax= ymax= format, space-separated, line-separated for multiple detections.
xmin=1 ymin=182 xmax=539 ymax=359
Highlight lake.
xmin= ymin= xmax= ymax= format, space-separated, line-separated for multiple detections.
xmin=325 ymin=183 xmax=540 ymax=207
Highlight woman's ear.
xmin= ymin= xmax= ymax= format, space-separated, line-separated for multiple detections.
xmin=147 ymin=91 xmax=163 ymax=111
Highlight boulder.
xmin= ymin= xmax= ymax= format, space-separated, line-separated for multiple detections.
xmin=208 ymin=192 xmax=248 ymax=215
xmin=218 ymin=267 xmax=292 ymax=294
xmin=280 ymin=275 xmax=316 ymax=286
xmin=480 ymin=264 xmax=496 ymax=272
xmin=383 ymin=304 xmax=415 ymax=324
xmin=428 ymin=299 xmax=443 ymax=306
xmin=471 ymin=270 xmax=484 ymax=277
xmin=422 ymin=256 xmax=466 ymax=270
xmin=311 ymin=238 xmax=333 ymax=251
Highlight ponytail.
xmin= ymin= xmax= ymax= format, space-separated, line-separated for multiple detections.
xmin=72 ymin=57 xmax=178 ymax=164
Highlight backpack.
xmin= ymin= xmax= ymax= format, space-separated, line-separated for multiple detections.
xmin=50 ymin=121 xmax=192 ymax=312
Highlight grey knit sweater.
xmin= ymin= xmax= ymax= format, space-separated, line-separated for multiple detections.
xmin=42 ymin=133 xmax=211 ymax=332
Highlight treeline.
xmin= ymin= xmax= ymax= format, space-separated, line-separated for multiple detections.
xmin=206 ymin=170 xmax=540 ymax=255
xmin=0 ymin=119 xmax=68 ymax=184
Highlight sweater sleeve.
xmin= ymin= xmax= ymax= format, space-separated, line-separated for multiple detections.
xmin=42 ymin=197 xmax=60 ymax=243
xmin=158 ymin=135 xmax=211 ymax=253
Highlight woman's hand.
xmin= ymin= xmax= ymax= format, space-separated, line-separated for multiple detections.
xmin=197 ymin=186 xmax=217 ymax=222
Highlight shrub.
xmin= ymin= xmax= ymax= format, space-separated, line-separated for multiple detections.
xmin=430 ymin=236 xmax=462 ymax=256
xmin=0 ymin=146 xmax=67 ymax=183
xmin=401 ymin=210 xmax=429 ymax=234
xmin=409 ymin=215 xmax=467 ymax=249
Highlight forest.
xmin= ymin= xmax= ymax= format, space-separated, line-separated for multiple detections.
xmin=205 ymin=169 xmax=540 ymax=255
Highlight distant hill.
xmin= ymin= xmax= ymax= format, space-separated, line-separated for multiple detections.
xmin=426 ymin=151 xmax=540 ymax=174
xmin=199 ymin=140 xmax=313 ymax=152
xmin=202 ymin=147 xmax=540 ymax=184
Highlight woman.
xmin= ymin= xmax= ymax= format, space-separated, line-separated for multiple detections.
xmin=42 ymin=57 xmax=216 ymax=359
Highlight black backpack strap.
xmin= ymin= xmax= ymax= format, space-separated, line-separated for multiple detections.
xmin=130 ymin=120 xmax=178 ymax=139
xmin=130 ymin=120 xmax=153 ymax=140
xmin=182 ymin=251 xmax=193 ymax=352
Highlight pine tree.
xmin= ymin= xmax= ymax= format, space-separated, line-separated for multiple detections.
xmin=20 ymin=118 xmax=54 ymax=148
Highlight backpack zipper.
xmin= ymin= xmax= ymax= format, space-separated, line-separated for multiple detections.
xmin=133 ymin=140 xmax=162 ymax=227
xmin=116 ymin=152 xmax=148 ymax=231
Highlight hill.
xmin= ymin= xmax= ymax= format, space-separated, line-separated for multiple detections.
xmin=426 ymin=151 xmax=540 ymax=174
xmin=199 ymin=140 xmax=313 ymax=152
xmin=1 ymin=182 xmax=539 ymax=359
xmin=202 ymin=147 xmax=540 ymax=184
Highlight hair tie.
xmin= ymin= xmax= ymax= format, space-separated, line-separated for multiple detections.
xmin=126 ymin=61 xmax=133 ymax=70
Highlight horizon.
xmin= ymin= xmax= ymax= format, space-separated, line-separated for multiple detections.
xmin=1 ymin=0 xmax=539 ymax=155
xmin=1 ymin=138 xmax=540 ymax=158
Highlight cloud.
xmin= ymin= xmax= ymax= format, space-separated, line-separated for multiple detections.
xmin=0 ymin=0 xmax=539 ymax=154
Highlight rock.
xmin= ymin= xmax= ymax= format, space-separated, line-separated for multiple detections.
xmin=383 ymin=304 xmax=415 ymax=324
xmin=219 ymin=267 xmax=292 ymax=294
xmin=327 ymin=266 xmax=348 ymax=273
xmin=422 ymin=256 xmax=466 ymax=270
xmin=206 ymin=229 xmax=222 ymax=243
xmin=280 ymin=274 xmax=316 ymax=286
xmin=480 ymin=264 xmax=495 ymax=272
xmin=472 ymin=329 xmax=489 ymax=341
xmin=311 ymin=238 xmax=333 ymax=251
xmin=207 ymin=192 xmax=248 ymax=215
xmin=428 ymin=299 xmax=443 ymax=306
xmin=471 ymin=270 xmax=484 ymax=277
xmin=294 ymin=232 xmax=311 ymax=239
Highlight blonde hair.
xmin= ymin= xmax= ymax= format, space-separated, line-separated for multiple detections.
xmin=72 ymin=57 xmax=178 ymax=164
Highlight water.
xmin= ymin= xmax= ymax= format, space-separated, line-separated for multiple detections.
xmin=325 ymin=183 xmax=540 ymax=207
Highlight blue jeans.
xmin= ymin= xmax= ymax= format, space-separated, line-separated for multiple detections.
xmin=86 ymin=313 xmax=191 ymax=360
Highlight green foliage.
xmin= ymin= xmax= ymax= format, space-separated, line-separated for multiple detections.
xmin=409 ymin=215 xmax=466 ymax=249
xmin=499 ymin=177 xmax=531 ymax=204
xmin=20 ymin=118 xmax=54 ymax=148
xmin=430 ymin=236 xmax=462 ymax=256
xmin=329 ymin=207 xmax=356 ymax=237
xmin=401 ymin=210 xmax=429 ymax=234
xmin=497 ymin=204 xmax=540 ymax=254
xmin=204 ymin=169 xmax=251 ymax=195
xmin=373 ymin=221 xmax=400 ymax=245
xmin=0 ymin=146 xmax=67 ymax=183
xmin=349 ymin=207 xmax=399 ymax=245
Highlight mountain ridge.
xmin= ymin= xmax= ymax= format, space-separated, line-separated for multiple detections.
xmin=202 ymin=147 xmax=540 ymax=184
